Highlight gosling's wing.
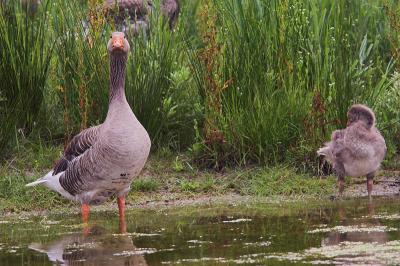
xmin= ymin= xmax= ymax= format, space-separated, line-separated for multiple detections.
xmin=371 ymin=127 xmax=387 ymax=160
xmin=53 ymin=125 xmax=101 ymax=175
xmin=317 ymin=130 xmax=344 ymax=163
xmin=343 ymin=124 xmax=376 ymax=159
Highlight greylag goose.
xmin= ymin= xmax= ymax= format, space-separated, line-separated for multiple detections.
xmin=161 ymin=0 xmax=180 ymax=30
xmin=21 ymin=0 xmax=41 ymax=16
xmin=104 ymin=0 xmax=153 ymax=36
xmin=26 ymin=32 xmax=151 ymax=230
xmin=317 ymin=104 xmax=386 ymax=198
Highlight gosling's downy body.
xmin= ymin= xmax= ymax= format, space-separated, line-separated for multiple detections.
xmin=317 ymin=104 xmax=386 ymax=198
xmin=26 ymin=32 xmax=151 ymax=230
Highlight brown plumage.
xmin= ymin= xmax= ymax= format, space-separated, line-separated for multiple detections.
xmin=104 ymin=0 xmax=152 ymax=35
xmin=26 ymin=32 xmax=151 ymax=230
xmin=20 ymin=0 xmax=40 ymax=16
xmin=161 ymin=0 xmax=180 ymax=30
xmin=317 ymin=104 xmax=386 ymax=198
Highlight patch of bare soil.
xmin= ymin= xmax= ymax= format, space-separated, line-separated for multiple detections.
xmin=343 ymin=171 xmax=400 ymax=198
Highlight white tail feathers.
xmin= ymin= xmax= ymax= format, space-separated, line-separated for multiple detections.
xmin=26 ymin=179 xmax=47 ymax=187
xmin=25 ymin=170 xmax=75 ymax=201
xmin=26 ymin=170 xmax=54 ymax=187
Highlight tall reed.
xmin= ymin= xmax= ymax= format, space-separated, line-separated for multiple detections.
xmin=52 ymin=0 xmax=200 ymax=148
xmin=125 ymin=1 xmax=201 ymax=148
xmin=188 ymin=0 xmax=393 ymax=166
xmin=0 ymin=1 xmax=53 ymax=153
xmin=52 ymin=0 xmax=110 ymax=143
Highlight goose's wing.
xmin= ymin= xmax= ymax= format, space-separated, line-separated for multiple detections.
xmin=53 ymin=125 xmax=101 ymax=175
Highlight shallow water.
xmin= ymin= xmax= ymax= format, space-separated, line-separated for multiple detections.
xmin=1 ymin=197 xmax=400 ymax=265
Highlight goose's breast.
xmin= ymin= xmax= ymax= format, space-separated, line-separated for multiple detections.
xmin=100 ymin=123 xmax=151 ymax=169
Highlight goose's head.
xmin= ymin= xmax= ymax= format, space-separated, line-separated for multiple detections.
xmin=347 ymin=104 xmax=375 ymax=129
xmin=107 ymin=32 xmax=130 ymax=56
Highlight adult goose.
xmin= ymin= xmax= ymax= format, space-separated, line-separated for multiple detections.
xmin=27 ymin=32 xmax=151 ymax=231
xmin=317 ymin=104 xmax=386 ymax=198
xmin=104 ymin=0 xmax=153 ymax=36
xmin=161 ymin=0 xmax=180 ymax=30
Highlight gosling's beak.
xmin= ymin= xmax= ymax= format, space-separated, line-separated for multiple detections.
xmin=112 ymin=38 xmax=124 ymax=51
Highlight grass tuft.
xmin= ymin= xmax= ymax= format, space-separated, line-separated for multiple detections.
xmin=131 ymin=178 xmax=159 ymax=192
xmin=248 ymin=166 xmax=335 ymax=197
xmin=0 ymin=1 xmax=53 ymax=153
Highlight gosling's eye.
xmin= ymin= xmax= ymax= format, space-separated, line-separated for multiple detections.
xmin=110 ymin=35 xmax=112 ymax=39
xmin=124 ymin=35 xmax=126 ymax=39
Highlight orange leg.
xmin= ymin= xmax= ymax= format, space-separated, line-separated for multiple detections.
xmin=81 ymin=204 xmax=90 ymax=235
xmin=117 ymin=197 xmax=127 ymax=233
xmin=81 ymin=203 xmax=90 ymax=223
xmin=334 ymin=162 xmax=345 ymax=198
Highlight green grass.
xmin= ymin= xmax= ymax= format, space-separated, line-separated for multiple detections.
xmin=0 ymin=1 xmax=53 ymax=153
xmin=0 ymin=141 xmax=337 ymax=213
xmin=246 ymin=166 xmax=335 ymax=197
xmin=0 ymin=1 xmax=400 ymax=212
xmin=0 ymin=140 xmax=70 ymax=212
xmin=131 ymin=178 xmax=159 ymax=192
xmin=1 ymin=0 xmax=399 ymax=168
xmin=190 ymin=0 xmax=393 ymax=166
xmin=179 ymin=179 xmax=201 ymax=192
xmin=50 ymin=0 xmax=201 ymax=148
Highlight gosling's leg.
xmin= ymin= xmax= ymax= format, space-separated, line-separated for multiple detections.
xmin=338 ymin=176 xmax=345 ymax=197
xmin=366 ymin=172 xmax=375 ymax=200
xmin=117 ymin=197 xmax=127 ymax=233
xmin=334 ymin=162 xmax=345 ymax=198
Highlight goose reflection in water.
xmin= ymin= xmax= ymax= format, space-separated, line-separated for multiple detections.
xmin=29 ymin=226 xmax=148 ymax=265
xmin=322 ymin=202 xmax=388 ymax=246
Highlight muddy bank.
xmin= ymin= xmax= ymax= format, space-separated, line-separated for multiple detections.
xmin=343 ymin=173 xmax=400 ymax=198
xmin=3 ymin=173 xmax=399 ymax=218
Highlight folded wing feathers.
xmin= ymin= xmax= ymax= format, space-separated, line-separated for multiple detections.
xmin=53 ymin=125 xmax=100 ymax=175
xmin=53 ymin=157 xmax=69 ymax=176
xmin=26 ymin=126 xmax=99 ymax=190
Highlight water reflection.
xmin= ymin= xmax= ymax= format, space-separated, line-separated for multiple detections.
xmin=0 ymin=198 xmax=396 ymax=265
xmin=322 ymin=202 xmax=388 ymax=246
xmin=29 ymin=226 xmax=148 ymax=265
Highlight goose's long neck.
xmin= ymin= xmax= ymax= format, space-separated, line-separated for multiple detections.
xmin=109 ymin=54 xmax=127 ymax=104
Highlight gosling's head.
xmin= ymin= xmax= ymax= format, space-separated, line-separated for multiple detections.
xmin=107 ymin=32 xmax=130 ymax=56
xmin=347 ymin=104 xmax=375 ymax=129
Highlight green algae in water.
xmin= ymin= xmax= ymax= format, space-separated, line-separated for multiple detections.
xmin=0 ymin=198 xmax=400 ymax=265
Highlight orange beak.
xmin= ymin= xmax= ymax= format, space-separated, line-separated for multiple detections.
xmin=112 ymin=37 xmax=124 ymax=50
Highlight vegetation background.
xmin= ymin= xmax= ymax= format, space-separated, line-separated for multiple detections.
xmin=0 ymin=0 xmax=399 ymax=212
